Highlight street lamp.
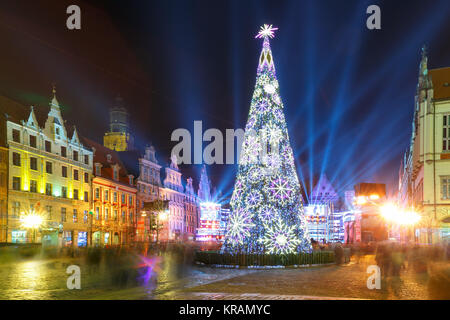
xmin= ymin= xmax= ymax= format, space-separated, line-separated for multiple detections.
xmin=20 ymin=212 xmax=44 ymax=243
xmin=379 ymin=203 xmax=421 ymax=242
xmin=380 ymin=204 xmax=421 ymax=225
xmin=155 ymin=209 xmax=169 ymax=243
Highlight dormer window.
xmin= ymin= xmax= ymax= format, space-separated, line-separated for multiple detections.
xmin=113 ymin=167 xmax=119 ymax=181
xmin=128 ymin=175 xmax=133 ymax=185
xmin=56 ymin=127 xmax=60 ymax=136
xmin=107 ymin=154 xmax=112 ymax=163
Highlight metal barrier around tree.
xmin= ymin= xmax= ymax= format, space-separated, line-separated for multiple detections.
xmin=194 ymin=250 xmax=338 ymax=267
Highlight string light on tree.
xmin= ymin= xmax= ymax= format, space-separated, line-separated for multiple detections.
xmin=222 ymin=25 xmax=311 ymax=255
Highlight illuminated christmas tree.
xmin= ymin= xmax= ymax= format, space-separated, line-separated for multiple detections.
xmin=222 ymin=25 xmax=311 ymax=254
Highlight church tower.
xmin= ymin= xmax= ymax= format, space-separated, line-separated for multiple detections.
xmin=103 ymin=95 xmax=134 ymax=151
xmin=198 ymin=165 xmax=212 ymax=202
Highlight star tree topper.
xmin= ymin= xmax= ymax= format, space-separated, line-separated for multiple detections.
xmin=255 ymin=24 xmax=278 ymax=39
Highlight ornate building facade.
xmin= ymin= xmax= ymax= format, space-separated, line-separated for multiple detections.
xmin=82 ymin=138 xmax=137 ymax=246
xmin=0 ymin=146 xmax=7 ymax=243
xmin=184 ymin=177 xmax=198 ymax=241
xmin=1 ymin=90 xmax=93 ymax=246
xmin=398 ymin=47 xmax=450 ymax=244
xmin=160 ymin=155 xmax=187 ymax=241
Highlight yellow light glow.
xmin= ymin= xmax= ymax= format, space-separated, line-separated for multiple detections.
xmin=380 ymin=203 xmax=398 ymax=220
xmin=21 ymin=214 xmax=43 ymax=229
xmin=369 ymin=194 xmax=380 ymax=200
xmin=356 ymin=196 xmax=367 ymax=205
xmin=159 ymin=211 xmax=168 ymax=221
xmin=380 ymin=204 xmax=421 ymax=225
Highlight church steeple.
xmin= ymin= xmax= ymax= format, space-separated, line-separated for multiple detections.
xmin=103 ymin=95 xmax=135 ymax=151
xmin=417 ymin=44 xmax=431 ymax=92
xmin=50 ymin=84 xmax=60 ymax=109
xmin=198 ymin=165 xmax=212 ymax=202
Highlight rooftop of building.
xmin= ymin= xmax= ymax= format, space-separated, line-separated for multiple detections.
xmin=80 ymin=136 xmax=134 ymax=187
xmin=0 ymin=93 xmax=78 ymax=146
xmin=430 ymin=67 xmax=450 ymax=100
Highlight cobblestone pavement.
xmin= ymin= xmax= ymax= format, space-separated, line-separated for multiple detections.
xmin=0 ymin=254 xmax=258 ymax=300
xmin=159 ymin=255 xmax=438 ymax=300
xmin=165 ymin=292 xmax=366 ymax=300
xmin=0 ymin=254 xmax=446 ymax=300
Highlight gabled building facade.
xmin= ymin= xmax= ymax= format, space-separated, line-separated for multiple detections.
xmin=399 ymin=47 xmax=450 ymax=243
xmin=1 ymin=89 xmax=93 ymax=246
xmin=82 ymin=138 xmax=137 ymax=246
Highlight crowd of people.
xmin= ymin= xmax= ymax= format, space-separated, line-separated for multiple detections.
xmin=374 ymin=242 xmax=449 ymax=277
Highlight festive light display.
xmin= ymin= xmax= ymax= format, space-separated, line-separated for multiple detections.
xmin=196 ymin=202 xmax=224 ymax=242
xmin=222 ymin=25 xmax=311 ymax=254
xmin=260 ymin=218 xmax=301 ymax=254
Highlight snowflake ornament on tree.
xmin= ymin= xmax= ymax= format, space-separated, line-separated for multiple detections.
xmin=260 ymin=218 xmax=301 ymax=254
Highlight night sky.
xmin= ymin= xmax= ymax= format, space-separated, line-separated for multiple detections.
xmin=1 ymin=0 xmax=450 ymax=201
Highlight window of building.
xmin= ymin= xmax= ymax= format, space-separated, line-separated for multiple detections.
xmin=12 ymin=129 xmax=20 ymax=143
xmin=61 ymin=207 xmax=67 ymax=222
xmin=122 ymin=210 xmax=126 ymax=223
xmin=114 ymin=192 xmax=117 ymax=203
xmin=95 ymin=188 xmax=100 ymax=199
xmin=12 ymin=202 xmax=20 ymax=218
xmin=62 ymin=166 xmax=67 ymax=178
xmin=12 ymin=152 xmax=21 ymax=166
xmin=105 ymin=190 xmax=109 ymax=201
xmin=61 ymin=146 xmax=67 ymax=157
xmin=83 ymin=210 xmax=88 ymax=223
xmin=444 ymin=114 xmax=450 ymax=151
xmin=113 ymin=168 xmax=118 ymax=181
xmin=129 ymin=195 xmax=133 ymax=206
xmin=30 ymin=157 xmax=38 ymax=171
xmin=105 ymin=208 xmax=109 ymax=221
xmin=45 ymin=205 xmax=52 ymax=220
xmin=442 ymin=176 xmax=450 ymax=200
xmin=29 ymin=135 xmax=37 ymax=148
xmin=0 ymin=172 xmax=4 ymax=188
xmin=45 ymin=183 xmax=52 ymax=196
xmin=73 ymin=209 xmax=78 ymax=223
xmin=121 ymin=193 xmax=126 ymax=204
xmin=62 ymin=186 xmax=67 ymax=198
xmin=114 ymin=209 xmax=118 ymax=221
xmin=46 ymin=161 xmax=52 ymax=174
xmin=84 ymin=172 xmax=89 ymax=183
xmin=30 ymin=180 xmax=37 ymax=193
xmin=73 ymin=189 xmax=79 ymax=200
xmin=84 ymin=191 xmax=89 ymax=202
xmin=45 ymin=140 xmax=51 ymax=153
xmin=84 ymin=155 xmax=89 ymax=165
xmin=95 ymin=163 xmax=101 ymax=176
xmin=12 ymin=177 xmax=21 ymax=190
xmin=73 ymin=169 xmax=79 ymax=181
xmin=95 ymin=207 xmax=100 ymax=220
xmin=73 ymin=150 xmax=78 ymax=161
xmin=129 ymin=211 xmax=133 ymax=223
xmin=55 ymin=127 xmax=60 ymax=136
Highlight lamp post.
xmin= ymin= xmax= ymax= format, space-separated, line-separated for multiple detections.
xmin=155 ymin=210 xmax=169 ymax=243
xmin=379 ymin=203 xmax=421 ymax=242
xmin=21 ymin=212 xmax=44 ymax=243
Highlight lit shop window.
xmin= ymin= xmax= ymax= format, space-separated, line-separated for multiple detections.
xmin=11 ymin=230 xmax=27 ymax=243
